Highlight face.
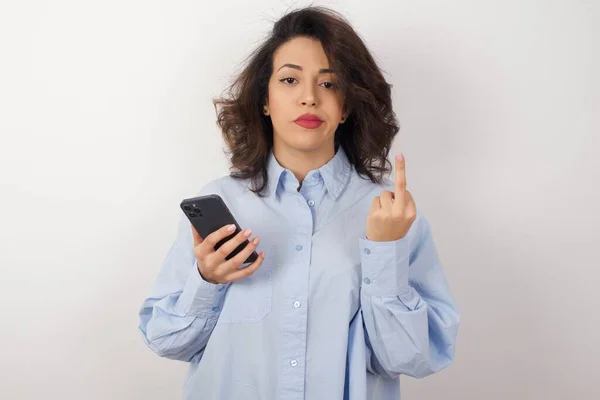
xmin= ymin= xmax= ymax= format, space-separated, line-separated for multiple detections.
xmin=264 ymin=36 xmax=347 ymax=157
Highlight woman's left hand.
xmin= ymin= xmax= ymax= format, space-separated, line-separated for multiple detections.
xmin=366 ymin=153 xmax=417 ymax=242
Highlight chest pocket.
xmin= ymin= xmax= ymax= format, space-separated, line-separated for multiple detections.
xmin=217 ymin=245 xmax=275 ymax=324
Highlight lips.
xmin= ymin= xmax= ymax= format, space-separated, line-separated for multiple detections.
xmin=294 ymin=114 xmax=323 ymax=129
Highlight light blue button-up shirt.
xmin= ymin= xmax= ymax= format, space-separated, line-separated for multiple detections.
xmin=138 ymin=147 xmax=460 ymax=399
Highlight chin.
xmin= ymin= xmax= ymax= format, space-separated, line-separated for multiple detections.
xmin=274 ymin=128 xmax=332 ymax=153
xmin=289 ymin=137 xmax=327 ymax=152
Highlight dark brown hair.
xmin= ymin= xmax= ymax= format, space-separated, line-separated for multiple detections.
xmin=213 ymin=6 xmax=399 ymax=197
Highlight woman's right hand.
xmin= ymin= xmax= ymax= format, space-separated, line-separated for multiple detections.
xmin=191 ymin=224 xmax=265 ymax=284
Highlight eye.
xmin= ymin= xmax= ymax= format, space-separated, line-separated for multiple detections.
xmin=320 ymin=82 xmax=336 ymax=89
xmin=279 ymin=77 xmax=297 ymax=84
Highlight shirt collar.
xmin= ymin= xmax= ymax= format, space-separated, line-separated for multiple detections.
xmin=266 ymin=146 xmax=352 ymax=201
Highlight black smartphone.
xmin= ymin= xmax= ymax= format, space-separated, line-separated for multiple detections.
xmin=180 ymin=194 xmax=258 ymax=264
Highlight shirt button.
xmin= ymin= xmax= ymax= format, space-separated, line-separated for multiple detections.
xmin=290 ymin=359 xmax=298 ymax=367
xmin=363 ymin=278 xmax=371 ymax=285
xmin=296 ymin=245 xmax=303 ymax=251
xmin=308 ymin=200 xmax=315 ymax=206
xmin=364 ymin=248 xmax=371 ymax=255
xmin=293 ymin=301 xmax=301 ymax=308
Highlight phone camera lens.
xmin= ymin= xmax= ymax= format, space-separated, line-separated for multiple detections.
xmin=183 ymin=205 xmax=191 ymax=211
xmin=193 ymin=207 xmax=201 ymax=213
xmin=189 ymin=212 xmax=196 ymax=217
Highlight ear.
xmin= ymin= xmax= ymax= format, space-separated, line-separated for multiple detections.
xmin=340 ymin=110 xmax=349 ymax=123
xmin=263 ymin=99 xmax=270 ymax=116
xmin=340 ymin=103 xmax=350 ymax=123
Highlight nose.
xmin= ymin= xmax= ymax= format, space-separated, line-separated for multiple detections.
xmin=299 ymin=80 xmax=317 ymax=107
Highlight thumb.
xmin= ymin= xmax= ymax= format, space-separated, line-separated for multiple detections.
xmin=191 ymin=224 xmax=203 ymax=246
xmin=369 ymin=196 xmax=381 ymax=214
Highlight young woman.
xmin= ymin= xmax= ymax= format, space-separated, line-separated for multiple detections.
xmin=139 ymin=6 xmax=460 ymax=400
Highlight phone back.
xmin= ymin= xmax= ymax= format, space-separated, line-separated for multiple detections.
xmin=180 ymin=194 xmax=257 ymax=263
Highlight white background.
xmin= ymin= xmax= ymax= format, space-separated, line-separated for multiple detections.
xmin=1 ymin=0 xmax=598 ymax=399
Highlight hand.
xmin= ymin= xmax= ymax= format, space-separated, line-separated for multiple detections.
xmin=191 ymin=224 xmax=265 ymax=284
xmin=366 ymin=153 xmax=417 ymax=242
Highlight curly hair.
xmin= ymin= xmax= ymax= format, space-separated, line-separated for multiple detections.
xmin=213 ymin=6 xmax=400 ymax=197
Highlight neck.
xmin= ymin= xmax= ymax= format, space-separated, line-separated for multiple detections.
xmin=273 ymin=142 xmax=336 ymax=184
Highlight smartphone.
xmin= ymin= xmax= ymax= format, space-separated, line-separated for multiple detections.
xmin=180 ymin=194 xmax=258 ymax=264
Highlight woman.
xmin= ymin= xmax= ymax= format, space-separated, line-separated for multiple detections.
xmin=139 ymin=6 xmax=460 ymax=400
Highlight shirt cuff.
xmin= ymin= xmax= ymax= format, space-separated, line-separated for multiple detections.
xmin=359 ymin=236 xmax=411 ymax=297
xmin=177 ymin=260 xmax=231 ymax=316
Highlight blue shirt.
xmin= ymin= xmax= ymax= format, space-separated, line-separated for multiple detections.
xmin=138 ymin=147 xmax=460 ymax=400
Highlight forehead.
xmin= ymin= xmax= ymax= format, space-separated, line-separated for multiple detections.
xmin=273 ymin=36 xmax=331 ymax=69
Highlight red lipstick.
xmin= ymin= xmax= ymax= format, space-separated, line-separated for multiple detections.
xmin=294 ymin=113 xmax=323 ymax=129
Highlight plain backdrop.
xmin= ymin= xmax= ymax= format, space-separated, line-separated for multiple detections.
xmin=1 ymin=0 xmax=598 ymax=399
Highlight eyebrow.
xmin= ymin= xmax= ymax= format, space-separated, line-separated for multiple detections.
xmin=277 ymin=63 xmax=335 ymax=74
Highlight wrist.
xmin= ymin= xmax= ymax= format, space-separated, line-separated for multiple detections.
xmin=359 ymin=237 xmax=411 ymax=296
xmin=196 ymin=259 xmax=220 ymax=285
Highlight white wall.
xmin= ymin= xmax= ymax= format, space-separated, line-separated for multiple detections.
xmin=1 ymin=0 xmax=598 ymax=399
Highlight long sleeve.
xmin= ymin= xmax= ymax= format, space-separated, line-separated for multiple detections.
xmin=138 ymin=203 xmax=231 ymax=362
xmin=359 ymin=214 xmax=460 ymax=379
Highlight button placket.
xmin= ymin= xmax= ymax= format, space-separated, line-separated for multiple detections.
xmin=278 ymin=198 xmax=311 ymax=396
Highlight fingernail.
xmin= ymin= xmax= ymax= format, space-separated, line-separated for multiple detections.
xmin=227 ymin=224 xmax=236 ymax=232
xmin=244 ymin=229 xmax=252 ymax=237
xmin=252 ymin=237 xmax=260 ymax=245
xmin=396 ymin=153 xmax=404 ymax=162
